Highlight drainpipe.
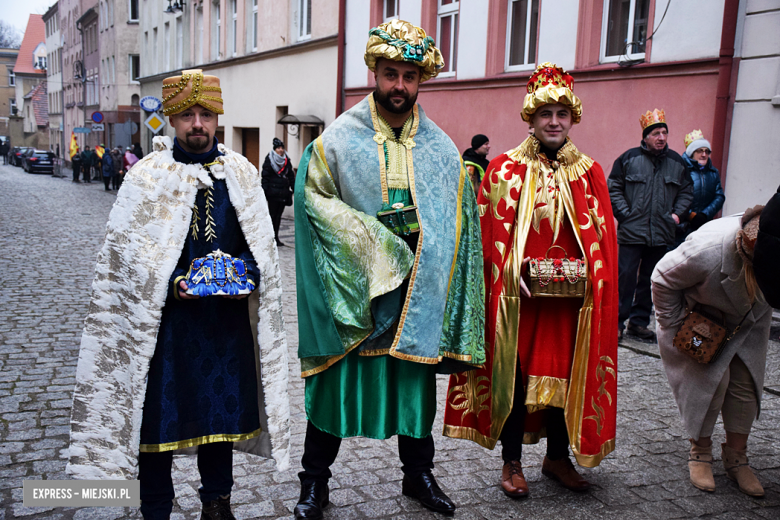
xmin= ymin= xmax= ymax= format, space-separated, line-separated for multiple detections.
xmin=710 ymin=0 xmax=741 ymax=177
xmin=335 ymin=0 xmax=347 ymax=116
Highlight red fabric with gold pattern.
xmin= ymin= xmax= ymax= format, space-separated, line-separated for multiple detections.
xmin=443 ymin=148 xmax=619 ymax=468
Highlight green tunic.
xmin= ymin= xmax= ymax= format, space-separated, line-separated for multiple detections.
xmin=305 ymin=188 xmax=437 ymax=439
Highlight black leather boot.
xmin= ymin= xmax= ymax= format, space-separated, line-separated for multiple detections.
xmin=294 ymin=479 xmax=329 ymax=520
xmin=402 ymin=471 xmax=456 ymax=515
xmin=200 ymin=495 xmax=236 ymax=520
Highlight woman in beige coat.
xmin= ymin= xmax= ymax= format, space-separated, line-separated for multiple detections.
xmin=652 ymin=207 xmax=771 ymax=497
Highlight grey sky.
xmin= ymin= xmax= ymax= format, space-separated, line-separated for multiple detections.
xmin=2 ymin=1 xmax=57 ymax=33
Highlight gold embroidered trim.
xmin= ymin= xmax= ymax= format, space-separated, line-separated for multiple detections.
xmin=446 ymin=161 xmax=466 ymax=295
xmin=571 ymin=437 xmax=615 ymax=468
xmin=442 ymin=424 xmax=497 ymax=450
xmin=189 ymin=205 xmax=200 ymax=240
xmin=300 ymin=330 xmax=373 ymax=378
xmin=204 ymin=186 xmax=216 ymax=242
xmin=138 ymin=428 xmax=262 ymax=453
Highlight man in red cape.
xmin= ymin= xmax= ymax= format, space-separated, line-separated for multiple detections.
xmin=444 ymin=63 xmax=618 ymax=498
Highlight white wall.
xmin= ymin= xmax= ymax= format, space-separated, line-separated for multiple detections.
xmin=536 ymin=0 xmax=579 ymax=70
xmin=344 ymin=0 xmax=371 ymax=88
xmin=456 ymin=0 xmax=489 ymax=79
xmin=649 ymin=0 xmax=725 ymax=63
xmin=399 ymin=0 xmax=423 ymax=27
xmin=723 ymin=1 xmax=780 ymax=214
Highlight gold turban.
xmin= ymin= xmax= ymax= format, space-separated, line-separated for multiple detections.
xmin=364 ymin=19 xmax=444 ymax=83
xmin=162 ymin=69 xmax=224 ymax=116
xmin=522 ymin=62 xmax=582 ymax=124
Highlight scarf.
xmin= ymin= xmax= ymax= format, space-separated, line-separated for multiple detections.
xmin=270 ymin=150 xmax=287 ymax=173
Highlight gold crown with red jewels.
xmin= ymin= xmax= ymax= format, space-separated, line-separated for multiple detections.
xmin=684 ymin=129 xmax=704 ymax=148
xmin=640 ymin=109 xmax=666 ymax=130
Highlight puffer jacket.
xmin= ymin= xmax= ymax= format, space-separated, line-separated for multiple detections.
xmin=681 ymin=153 xmax=724 ymax=219
xmin=608 ymin=142 xmax=693 ymax=246
xmin=261 ymin=152 xmax=296 ymax=204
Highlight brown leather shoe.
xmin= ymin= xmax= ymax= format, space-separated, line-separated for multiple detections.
xmin=501 ymin=460 xmax=529 ymax=498
xmin=542 ymin=456 xmax=591 ymax=492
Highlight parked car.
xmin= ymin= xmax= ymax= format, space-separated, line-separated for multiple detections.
xmin=23 ymin=150 xmax=55 ymax=174
xmin=9 ymin=147 xmax=33 ymax=166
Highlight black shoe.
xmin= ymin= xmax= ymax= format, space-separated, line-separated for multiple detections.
xmin=294 ymin=480 xmax=329 ymax=520
xmin=626 ymin=323 xmax=656 ymax=342
xmin=618 ymin=328 xmax=623 ymax=341
xmin=276 ymin=239 xmax=285 ymax=247
xmin=402 ymin=471 xmax=456 ymax=516
xmin=200 ymin=495 xmax=236 ymax=520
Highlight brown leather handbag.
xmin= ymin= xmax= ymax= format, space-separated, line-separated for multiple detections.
xmin=673 ymin=305 xmax=753 ymax=364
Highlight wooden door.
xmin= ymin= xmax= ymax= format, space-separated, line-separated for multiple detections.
xmin=242 ymin=128 xmax=260 ymax=170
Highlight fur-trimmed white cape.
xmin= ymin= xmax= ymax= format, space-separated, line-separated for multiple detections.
xmin=67 ymin=136 xmax=290 ymax=479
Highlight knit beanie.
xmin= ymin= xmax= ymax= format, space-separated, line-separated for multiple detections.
xmin=685 ymin=138 xmax=712 ymax=158
xmin=736 ymin=205 xmax=764 ymax=264
xmin=471 ymin=134 xmax=489 ymax=149
xmin=642 ymin=122 xmax=668 ymax=139
xmin=273 ymin=138 xmax=284 ymax=149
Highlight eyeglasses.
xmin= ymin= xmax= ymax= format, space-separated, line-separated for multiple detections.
xmin=694 ymin=148 xmax=711 ymax=155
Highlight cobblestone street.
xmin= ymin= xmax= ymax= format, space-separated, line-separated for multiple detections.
xmin=2 ymin=163 xmax=780 ymax=519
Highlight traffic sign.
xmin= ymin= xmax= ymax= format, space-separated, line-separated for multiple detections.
xmin=91 ymin=123 xmax=105 ymax=131
xmin=144 ymin=113 xmax=166 ymax=134
xmin=91 ymin=111 xmax=104 ymax=123
xmin=74 ymin=127 xmax=91 ymax=133
xmin=140 ymin=96 xmax=163 ymax=112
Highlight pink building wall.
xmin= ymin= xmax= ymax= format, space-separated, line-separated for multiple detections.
xmin=346 ymin=60 xmax=719 ymax=176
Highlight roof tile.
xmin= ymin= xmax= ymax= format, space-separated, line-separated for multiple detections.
xmin=13 ymin=14 xmax=46 ymax=76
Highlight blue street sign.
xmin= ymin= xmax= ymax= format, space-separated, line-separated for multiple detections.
xmin=74 ymin=127 xmax=91 ymax=133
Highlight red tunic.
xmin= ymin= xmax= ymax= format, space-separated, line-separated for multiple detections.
xmin=443 ymin=137 xmax=619 ymax=468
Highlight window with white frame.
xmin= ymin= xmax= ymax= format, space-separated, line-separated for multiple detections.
xmin=129 ymin=0 xmax=139 ymax=22
xmin=384 ymin=0 xmax=399 ymax=22
xmin=10 ymin=98 xmax=17 ymax=116
xmin=601 ymin=0 xmax=650 ymax=62
xmin=298 ymin=0 xmax=311 ymax=40
xmin=164 ymin=22 xmax=171 ymax=71
xmin=176 ymin=17 xmax=183 ymax=68
xmin=231 ymin=0 xmax=238 ymax=56
xmin=129 ymin=54 xmax=140 ymax=82
xmin=437 ymin=0 xmax=458 ymax=75
xmin=109 ymin=0 xmax=114 ymax=26
xmin=252 ymin=0 xmax=258 ymax=51
xmin=212 ymin=1 xmax=221 ymax=60
xmin=196 ymin=6 xmax=204 ymax=63
xmin=111 ymin=56 xmax=115 ymax=84
xmin=9 ymin=69 xmax=15 ymax=86
xmin=505 ymin=0 xmax=538 ymax=71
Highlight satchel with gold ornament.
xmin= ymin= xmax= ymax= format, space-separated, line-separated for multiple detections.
xmin=527 ymin=245 xmax=586 ymax=298
xmin=673 ymin=305 xmax=753 ymax=364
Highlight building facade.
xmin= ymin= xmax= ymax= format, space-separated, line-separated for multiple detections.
xmin=96 ymin=0 xmax=141 ymax=149
xmin=12 ymin=14 xmax=49 ymax=149
xmin=0 ymin=48 xmax=20 ymax=140
xmin=342 ymin=0 xmax=780 ymax=214
xmin=44 ymin=3 xmax=65 ymax=156
xmin=137 ymin=0 xmax=339 ymax=169
xmin=723 ymin=0 xmax=780 ymax=214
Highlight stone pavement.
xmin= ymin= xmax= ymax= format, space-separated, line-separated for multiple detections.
xmin=1 ymin=163 xmax=779 ymax=519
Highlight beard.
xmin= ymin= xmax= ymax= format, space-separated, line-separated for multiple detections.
xmin=183 ymin=130 xmax=212 ymax=153
xmin=374 ymin=87 xmax=418 ymax=115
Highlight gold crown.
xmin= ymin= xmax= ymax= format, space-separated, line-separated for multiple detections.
xmin=522 ymin=62 xmax=582 ymax=124
xmin=162 ymin=69 xmax=224 ymax=116
xmin=640 ymin=109 xmax=666 ymax=130
xmin=684 ymin=129 xmax=704 ymax=148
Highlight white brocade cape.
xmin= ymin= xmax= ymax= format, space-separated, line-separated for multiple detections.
xmin=67 ymin=136 xmax=290 ymax=479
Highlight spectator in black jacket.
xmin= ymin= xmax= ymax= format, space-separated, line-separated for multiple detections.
xmin=608 ymin=109 xmax=693 ymax=341
xmin=81 ymin=146 xmax=94 ymax=183
xmin=672 ymin=130 xmax=725 ymax=248
xmin=261 ymin=138 xmax=295 ymax=246
xmin=754 ymin=186 xmax=780 ymax=308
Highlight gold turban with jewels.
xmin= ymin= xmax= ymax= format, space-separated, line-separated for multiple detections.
xmin=364 ymin=19 xmax=444 ymax=83
xmin=521 ymin=62 xmax=582 ymax=124
xmin=162 ymin=69 xmax=224 ymax=116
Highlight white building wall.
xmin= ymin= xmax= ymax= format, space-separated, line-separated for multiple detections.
xmin=723 ymin=0 xmax=780 ymax=214
xmin=456 ymin=0 xmax=489 ymax=79
xmin=536 ymin=0 xmax=579 ymax=70
xmin=649 ymin=0 xmax=724 ymax=63
xmin=399 ymin=0 xmax=423 ymax=27
xmin=344 ymin=0 xmax=371 ymax=88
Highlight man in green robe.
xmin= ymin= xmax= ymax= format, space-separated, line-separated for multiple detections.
xmin=293 ymin=19 xmax=485 ymax=519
